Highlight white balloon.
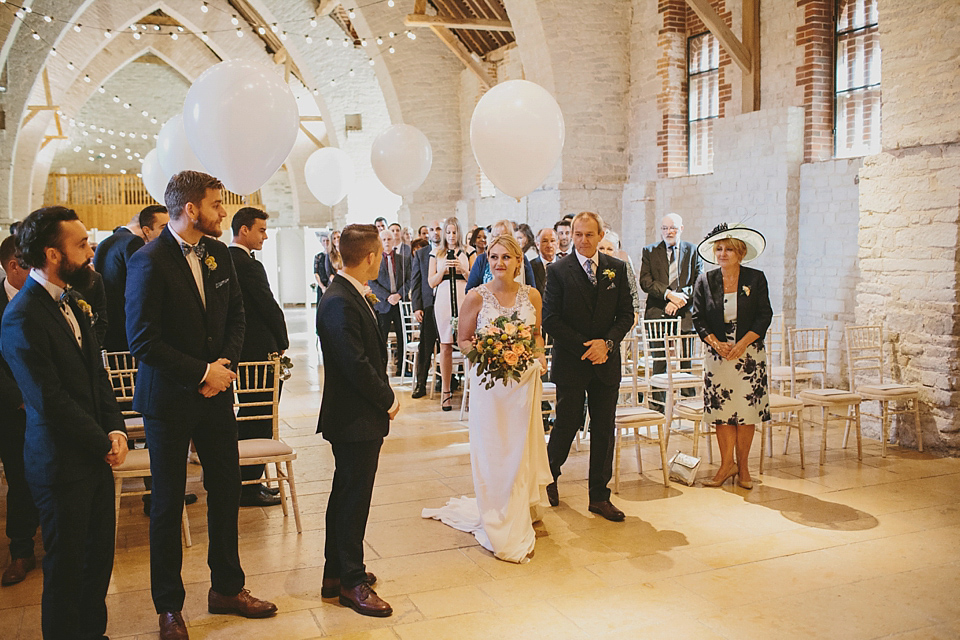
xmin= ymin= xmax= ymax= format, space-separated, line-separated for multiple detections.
xmin=141 ymin=149 xmax=169 ymax=205
xmin=370 ymin=124 xmax=432 ymax=196
xmin=304 ymin=147 xmax=355 ymax=206
xmin=183 ymin=59 xmax=299 ymax=195
xmin=469 ymin=80 xmax=565 ymax=200
xmin=156 ymin=113 xmax=206 ymax=176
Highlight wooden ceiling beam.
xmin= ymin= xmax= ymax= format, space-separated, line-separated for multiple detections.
xmin=405 ymin=14 xmax=513 ymax=32
xmin=428 ymin=24 xmax=493 ymax=88
xmin=432 ymin=0 xmax=487 ymax=52
xmin=684 ymin=0 xmax=751 ymax=72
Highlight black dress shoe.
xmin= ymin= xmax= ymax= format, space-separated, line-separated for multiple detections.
xmin=588 ymin=500 xmax=625 ymax=522
xmin=411 ymin=386 xmax=427 ymax=399
xmin=239 ymin=489 xmax=281 ymax=507
xmin=546 ymin=482 xmax=559 ymax=507
xmin=258 ymin=484 xmax=281 ymax=496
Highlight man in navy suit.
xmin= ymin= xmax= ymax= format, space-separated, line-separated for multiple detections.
xmin=228 ymin=207 xmax=287 ymax=508
xmin=368 ymin=228 xmax=411 ymax=373
xmin=317 ymin=224 xmax=398 ymax=618
xmin=0 ymin=236 xmax=39 ymax=587
xmin=542 ymin=212 xmax=635 ymax=522
xmin=409 ymin=219 xmax=441 ymax=398
xmin=2 ymin=206 xmax=128 ymax=639
xmin=126 ymin=171 xmax=276 ymax=640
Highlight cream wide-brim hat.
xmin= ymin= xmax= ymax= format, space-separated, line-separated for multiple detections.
xmin=697 ymin=223 xmax=766 ymax=264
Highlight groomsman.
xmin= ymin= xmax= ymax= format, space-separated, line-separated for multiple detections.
xmin=317 ymin=224 xmax=398 ymax=617
xmin=228 ymin=207 xmax=287 ymax=508
xmin=2 ymin=206 xmax=128 ymax=638
xmin=368 ymin=228 xmax=411 ymax=373
xmin=543 ymin=211 xmax=634 ymax=522
xmin=410 ymin=220 xmax=441 ymax=398
xmin=0 ymin=236 xmax=39 ymax=587
xmin=126 ymin=171 xmax=276 ymax=640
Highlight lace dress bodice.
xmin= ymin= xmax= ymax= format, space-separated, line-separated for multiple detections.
xmin=476 ymin=284 xmax=537 ymax=332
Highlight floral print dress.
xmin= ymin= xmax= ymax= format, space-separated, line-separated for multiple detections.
xmin=702 ymin=293 xmax=771 ymax=426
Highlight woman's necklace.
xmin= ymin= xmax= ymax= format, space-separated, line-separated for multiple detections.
xmin=722 ymin=269 xmax=739 ymax=293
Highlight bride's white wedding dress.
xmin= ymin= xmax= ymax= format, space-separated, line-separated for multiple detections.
xmin=422 ymin=284 xmax=552 ymax=563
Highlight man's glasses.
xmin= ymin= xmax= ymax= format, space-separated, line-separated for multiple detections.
xmin=661 ymin=226 xmax=679 ymax=232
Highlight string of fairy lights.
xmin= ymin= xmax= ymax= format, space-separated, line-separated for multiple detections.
xmin=2 ymin=0 xmax=420 ymax=171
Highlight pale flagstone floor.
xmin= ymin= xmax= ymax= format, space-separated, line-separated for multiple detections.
xmin=3 ymin=309 xmax=960 ymax=639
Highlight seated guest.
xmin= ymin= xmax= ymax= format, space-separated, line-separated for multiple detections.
xmin=369 ymin=229 xmax=411 ymax=373
xmin=466 ymin=219 xmax=536 ymax=291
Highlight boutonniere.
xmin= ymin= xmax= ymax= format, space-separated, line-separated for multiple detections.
xmin=742 ymin=285 xmax=751 ymax=297
xmin=602 ymin=268 xmax=616 ymax=281
xmin=365 ymin=292 xmax=379 ymax=306
xmin=76 ymin=298 xmax=94 ymax=320
xmin=204 ymin=255 xmax=218 ymax=271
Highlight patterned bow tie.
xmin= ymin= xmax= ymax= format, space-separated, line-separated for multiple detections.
xmin=181 ymin=241 xmax=207 ymax=261
xmin=58 ymin=287 xmax=73 ymax=309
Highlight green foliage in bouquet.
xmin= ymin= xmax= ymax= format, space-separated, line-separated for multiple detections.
xmin=465 ymin=312 xmax=541 ymax=390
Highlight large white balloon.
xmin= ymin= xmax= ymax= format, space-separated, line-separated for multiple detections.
xmin=141 ymin=149 xmax=169 ymax=205
xmin=156 ymin=114 xmax=206 ymax=177
xmin=469 ymin=80 xmax=565 ymax=200
xmin=304 ymin=147 xmax=355 ymax=206
xmin=370 ymin=124 xmax=432 ymax=196
xmin=183 ymin=59 xmax=299 ymax=195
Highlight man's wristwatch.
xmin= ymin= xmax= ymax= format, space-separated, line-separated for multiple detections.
xmin=604 ymin=339 xmax=615 ymax=353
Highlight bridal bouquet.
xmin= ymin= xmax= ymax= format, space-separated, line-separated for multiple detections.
xmin=465 ymin=312 xmax=540 ymax=390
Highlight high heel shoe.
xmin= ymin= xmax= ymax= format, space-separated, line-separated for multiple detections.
xmin=441 ymin=392 xmax=453 ymax=412
xmin=737 ymin=475 xmax=754 ymax=490
xmin=702 ymin=468 xmax=738 ymax=487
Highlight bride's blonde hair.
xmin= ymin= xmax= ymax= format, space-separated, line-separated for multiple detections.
xmin=486 ymin=234 xmax=523 ymax=278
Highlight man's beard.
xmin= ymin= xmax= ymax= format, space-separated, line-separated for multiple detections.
xmin=60 ymin=259 xmax=95 ymax=290
xmin=195 ymin=213 xmax=222 ymax=237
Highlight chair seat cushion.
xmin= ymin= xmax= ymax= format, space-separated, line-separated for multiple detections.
xmin=649 ymin=372 xmax=700 ymax=388
xmin=675 ymin=398 xmax=704 ymax=417
xmin=857 ymin=383 xmax=918 ymax=398
xmin=238 ymin=438 xmax=294 ymax=458
xmin=769 ymin=393 xmax=804 ymax=411
xmin=405 ymin=341 xmax=420 ymax=351
xmin=615 ymin=406 xmax=665 ymax=426
xmin=798 ymin=388 xmax=862 ymax=405
xmin=112 ymin=448 xmax=151 ymax=473
xmin=770 ymin=365 xmax=815 ymax=380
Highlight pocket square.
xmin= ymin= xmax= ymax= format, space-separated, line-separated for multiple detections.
xmin=606 ymin=283 xmax=616 ymax=290
xmin=215 ymin=279 xmax=229 ymax=289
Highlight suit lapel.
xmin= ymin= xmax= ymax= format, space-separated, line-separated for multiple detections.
xmin=709 ymin=268 xmax=724 ymax=313
xmin=566 ymin=255 xmax=597 ymax=307
xmin=30 ymin=282 xmax=84 ymax=357
xmin=337 ymin=276 xmax=387 ymax=365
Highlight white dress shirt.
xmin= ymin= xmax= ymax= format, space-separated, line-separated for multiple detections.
xmin=169 ymin=226 xmax=206 ymax=308
xmin=574 ymin=249 xmax=599 ymax=281
xmin=4 ymin=277 xmax=19 ymax=302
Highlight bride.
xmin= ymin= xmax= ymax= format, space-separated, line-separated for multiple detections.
xmin=422 ymin=234 xmax=552 ymax=563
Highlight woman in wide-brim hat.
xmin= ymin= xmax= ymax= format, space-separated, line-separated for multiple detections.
xmin=691 ymin=224 xmax=773 ymax=489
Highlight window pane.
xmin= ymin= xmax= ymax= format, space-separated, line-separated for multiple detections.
xmin=689 ymin=119 xmax=714 ymax=175
xmin=837 ymin=28 xmax=881 ymax=91
xmin=836 ymin=87 xmax=881 ymax=158
xmin=838 ymin=0 xmax=879 ymax=33
xmin=688 ymin=33 xmax=718 ymax=75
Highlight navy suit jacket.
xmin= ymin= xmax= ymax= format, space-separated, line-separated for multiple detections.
xmin=229 ymin=246 xmax=288 ymax=362
xmin=0 ymin=282 xmax=23 ymax=413
xmin=93 ymin=227 xmax=145 ymax=351
xmin=542 ymin=252 xmax=635 ymax=387
xmin=316 ymin=275 xmax=394 ymax=442
xmin=638 ymin=239 xmax=702 ymax=331
xmin=692 ymin=266 xmax=773 ymax=346
xmin=1 ymin=277 xmax=124 ymax=486
xmin=410 ymin=244 xmax=435 ymax=312
xmin=466 ymin=252 xmax=536 ymax=292
xmin=125 ymin=227 xmax=245 ymax=420
xmin=368 ymin=249 xmax=412 ymax=314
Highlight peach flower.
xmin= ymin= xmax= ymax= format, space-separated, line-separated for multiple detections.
xmin=502 ymin=350 xmax=519 ymax=367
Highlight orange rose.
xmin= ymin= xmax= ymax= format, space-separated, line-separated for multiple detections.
xmin=503 ymin=323 xmax=517 ymax=336
xmin=502 ymin=350 xmax=519 ymax=367
xmin=511 ymin=343 xmax=526 ymax=355
xmin=493 ymin=342 xmax=502 ymax=351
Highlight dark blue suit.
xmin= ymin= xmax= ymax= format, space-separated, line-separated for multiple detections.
xmin=368 ymin=249 xmax=411 ymax=369
xmin=316 ymin=274 xmax=394 ymax=588
xmin=410 ymin=244 xmax=439 ymax=389
xmin=542 ymin=252 xmax=635 ymax=502
xmin=93 ymin=227 xmax=145 ymax=351
xmin=126 ymin=226 xmax=246 ymax=614
xmin=2 ymin=275 xmax=125 ymax=639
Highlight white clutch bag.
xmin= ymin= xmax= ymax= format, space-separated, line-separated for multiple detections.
xmin=668 ymin=451 xmax=701 ymax=486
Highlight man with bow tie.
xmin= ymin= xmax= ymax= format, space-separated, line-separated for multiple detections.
xmin=126 ymin=171 xmax=276 ymax=640
xmin=368 ymin=228 xmax=411 ymax=374
xmin=2 ymin=206 xmax=128 ymax=639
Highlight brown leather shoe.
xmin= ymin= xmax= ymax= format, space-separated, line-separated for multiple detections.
xmin=546 ymin=482 xmax=559 ymax=507
xmin=159 ymin=612 xmax=189 ymax=640
xmin=321 ymin=571 xmax=377 ymax=598
xmin=339 ymin=582 xmax=393 ymax=617
xmin=588 ymin=500 xmax=625 ymax=522
xmin=1 ymin=556 xmax=36 ymax=586
xmin=207 ymin=588 xmax=278 ymax=618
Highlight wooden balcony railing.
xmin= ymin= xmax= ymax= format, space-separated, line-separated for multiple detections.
xmin=43 ymin=174 xmax=263 ymax=231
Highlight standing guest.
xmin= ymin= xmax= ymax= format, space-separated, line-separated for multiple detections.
xmin=126 ymin=171 xmax=276 ymax=640
xmin=410 ymin=237 xmax=428 ymax=254
xmin=313 ymin=232 xmax=332 ymax=305
xmin=467 ymin=226 xmax=487 ymax=255
xmin=692 ymin=224 xmax=771 ymax=489
xmin=74 ymin=269 xmax=109 ymax=347
xmin=327 ymin=230 xmax=343 ymax=278
xmin=389 ymin=222 xmax=412 ymax=261
xmin=94 ymin=205 xmax=168 ymax=351
xmin=417 ymin=225 xmax=429 ymax=243
xmin=410 ymin=220 xmax=442 ymax=399
xmin=316 ymin=224 xmax=398 ymax=617
xmin=554 ymin=218 xmax=572 ymax=258
xmin=530 ymin=227 xmax=559 ymax=295
xmin=542 ymin=211 xmax=634 ymax=522
xmin=599 ymin=231 xmax=641 ymax=316
xmin=466 ymin=220 xmax=535 ymax=291
xmin=2 ymin=206 xmax=128 ymax=638
xmin=514 ymin=223 xmax=538 ymax=261
xmin=401 ymin=226 xmax=414 ymax=250
xmin=369 ymin=229 xmax=411 ymax=374
xmin=229 ymin=207 xmax=288 ymax=508
xmin=374 ymin=217 xmax=388 ymax=233
xmin=429 ymin=217 xmax=475 ymax=411
xmin=0 ymin=236 xmax=39 ymax=587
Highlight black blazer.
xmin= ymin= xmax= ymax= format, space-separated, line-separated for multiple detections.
xmin=691 ymin=266 xmax=773 ymax=346
xmin=314 ymin=251 xmax=331 ymax=288
xmin=0 ymin=282 xmax=23 ymax=412
xmin=368 ymin=249 xmax=412 ymax=314
xmin=229 ymin=246 xmax=289 ymax=362
xmin=530 ymin=256 xmax=553 ymax=295
xmin=638 ymin=240 xmax=702 ymax=330
xmin=93 ymin=227 xmax=145 ymax=351
xmin=542 ymin=252 xmax=635 ymax=387
xmin=125 ymin=227 xmax=245 ymax=420
xmin=75 ymin=270 xmax=109 ymax=348
xmin=410 ymin=244 xmax=435 ymax=312
xmin=1 ymin=277 xmax=124 ymax=486
xmin=316 ymin=275 xmax=395 ymax=442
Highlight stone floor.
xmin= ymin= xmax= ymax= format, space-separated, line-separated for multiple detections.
xmin=2 ymin=309 xmax=960 ymax=639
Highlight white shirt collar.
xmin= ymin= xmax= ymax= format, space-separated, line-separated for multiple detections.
xmin=29 ymin=269 xmax=66 ymax=302
xmin=4 ymin=278 xmax=19 ymax=302
xmin=230 ymin=241 xmax=252 ymax=256
xmin=168 ymin=225 xmax=200 ymax=250
xmin=574 ymin=249 xmax=598 ymax=269
xmin=339 ymin=270 xmax=369 ymax=298
xmin=541 ymin=255 xmax=556 ymax=265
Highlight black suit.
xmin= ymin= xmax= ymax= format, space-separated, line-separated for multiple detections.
xmin=531 ymin=256 xmax=557 ymax=295
xmin=638 ymin=240 xmax=701 ymax=330
xmin=314 ymin=251 xmax=330 ymax=305
xmin=542 ymin=252 xmax=635 ymax=503
xmin=0 ymin=282 xmax=39 ymax=565
xmin=368 ymin=249 xmax=411 ymax=369
xmin=2 ymin=275 xmax=125 ymax=639
xmin=316 ymin=275 xmax=394 ymax=589
xmin=93 ymin=227 xmax=145 ymax=351
xmin=229 ymin=245 xmax=289 ymax=490
xmin=126 ymin=227 xmax=246 ymax=614
xmin=691 ymin=266 xmax=773 ymax=346
xmin=410 ymin=244 xmax=439 ymax=389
